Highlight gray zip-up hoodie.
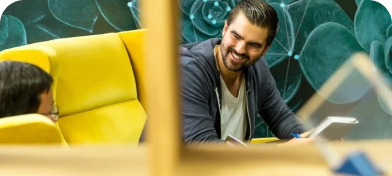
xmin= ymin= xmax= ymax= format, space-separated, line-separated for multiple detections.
xmin=180 ymin=38 xmax=305 ymax=145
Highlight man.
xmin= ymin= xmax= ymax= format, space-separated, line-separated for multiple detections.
xmin=0 ymin=61 xmax=58 ymax=122
xmin=180 ymin=0 xmax=310 ymax=145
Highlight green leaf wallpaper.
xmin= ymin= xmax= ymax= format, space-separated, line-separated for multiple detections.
xmin=0 ymin=15 xmax=26 ymax=51
xmin=299 ymin=22 xmax=366 ymax=104
xmin=1 ymin=0 xmax=391 ymax=139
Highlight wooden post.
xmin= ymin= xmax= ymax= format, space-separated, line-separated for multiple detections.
xmin=140 ymin=0 xmax=182 ymax=176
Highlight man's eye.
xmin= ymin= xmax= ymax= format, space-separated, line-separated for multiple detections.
xmin=233 ymin=34 xmax=240 ymax=39
xmin=250 ymin=44 xmax=260 ymax=48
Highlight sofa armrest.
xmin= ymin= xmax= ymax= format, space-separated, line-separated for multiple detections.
xmin=0 ymin=114 xmax=63 ymax=144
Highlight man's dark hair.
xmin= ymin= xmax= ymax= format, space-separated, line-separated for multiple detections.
xmin=227 ymin=0 xmax=279 ymax=46
xmin=0 ymin=61 xmax=53 ymax=118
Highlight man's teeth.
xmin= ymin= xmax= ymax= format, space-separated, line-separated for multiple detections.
xmin=232 ymin=52 xmax=242 ymax=59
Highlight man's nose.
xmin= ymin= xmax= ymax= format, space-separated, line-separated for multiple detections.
xmin=235 ymin=41 xmax=246 ymax=54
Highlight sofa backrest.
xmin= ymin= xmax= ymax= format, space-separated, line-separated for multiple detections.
xmin=0 ymin=30 xmax=147 ymax=145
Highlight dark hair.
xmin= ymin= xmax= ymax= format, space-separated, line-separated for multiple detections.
xmin=227 ymin=0 xmax=279 ymax=46
xmin=0 ymin=61 xmax=53 ymax=118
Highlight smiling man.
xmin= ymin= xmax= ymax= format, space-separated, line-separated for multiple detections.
xmin=180 ymin=0 xmax=310 ymax=145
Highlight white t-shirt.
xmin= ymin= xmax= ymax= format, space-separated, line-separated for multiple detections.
xmin=219 ymin=75 xmax=248 ymax=141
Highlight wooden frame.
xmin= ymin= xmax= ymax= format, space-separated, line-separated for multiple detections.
xmin=1 ymin=0 xmax=392 ymax=176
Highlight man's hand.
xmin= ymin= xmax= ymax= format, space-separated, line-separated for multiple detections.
xmin=277 ymin=131 xmax=313 ymax=147
xmin=299 ymin=131 xmax=311 ymax=138
xmin=276 ymin=130 xmax=345 ymax=147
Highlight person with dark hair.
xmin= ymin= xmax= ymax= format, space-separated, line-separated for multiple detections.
xmin=180 ymin=0 xmax=311 ymax=145
xmin=0 ymin=61 xmax=58 ymax=122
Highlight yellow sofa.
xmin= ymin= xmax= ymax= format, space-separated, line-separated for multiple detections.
xmin=0 ymin=29 xmax=148 ymax=145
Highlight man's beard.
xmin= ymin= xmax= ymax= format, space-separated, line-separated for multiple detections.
xmin=220 ymin=45 xmax=251 ymax=72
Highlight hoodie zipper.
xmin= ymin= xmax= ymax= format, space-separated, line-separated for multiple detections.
xmin=246 ymin=90 xmax=252 ymax=142
xmin=215 ymin=88 xmax=221 ymax=114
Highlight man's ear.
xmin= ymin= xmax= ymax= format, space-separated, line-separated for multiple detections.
xmin=261 ymin=45 xmax=272 ymax=56
xmin=222 ymin=20 xmax=228 ymax=37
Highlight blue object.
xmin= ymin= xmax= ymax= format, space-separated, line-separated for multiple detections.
xmin=334 ymin=151 xmax=384 ymax=176
xmin=291 ymin=133 xmax=301 ymax=138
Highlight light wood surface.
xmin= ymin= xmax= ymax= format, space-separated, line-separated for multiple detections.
xmin=0 ymin=141 xmax=390 ymax=176
xmin=0 ymin=145 xmax=147 ymax=176
xmin=180 ymin=141 xmax=392 ymax=176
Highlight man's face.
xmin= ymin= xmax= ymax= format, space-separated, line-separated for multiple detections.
xmin=220 ymin=12 xmax=271 ymax=72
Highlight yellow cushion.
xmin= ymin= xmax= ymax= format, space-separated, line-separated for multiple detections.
xmin=119 ymin=29 xmax=148 ymax=112
xmin=0 ymin=46 xmax=53 ymax=73
xmin=250 ymin=137 xmax=280 ymax=144
xmin=0 ymin=114 xmax=62 ymax=144
xmin=59 ymin=100 xmax=146 ymax=144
